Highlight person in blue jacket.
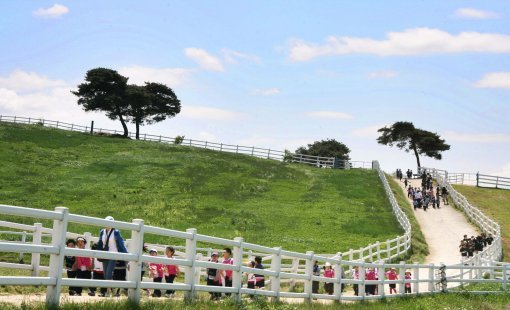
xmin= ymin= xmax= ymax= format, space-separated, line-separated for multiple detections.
xmin=97 ymin=216 xmax=128 ymax=295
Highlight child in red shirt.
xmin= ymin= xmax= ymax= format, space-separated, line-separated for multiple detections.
xmin=323 ymin=262 xmax=334 ymax=295
xmin=74 ymin=237 xmax=92 ymax=296
xmin=385 ymin=267 xmax=398 ymax=294
xmin=148 ymin=249 xmax=165 ymax=297
xmin=404 ymin=271 xmax=412 ymax=293
xmin=164 ymin=246 xmax=179 ymax=297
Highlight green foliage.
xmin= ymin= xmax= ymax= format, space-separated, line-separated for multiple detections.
xmin=295 ymin=139 xmax=350 ymax=160
xmin=0 ymin=123 xmax=401 ymax=254
xmin=174 ymin=135 xmax=185 ymax=145
xmin=377 ymin=121 xmax=450 ymax=168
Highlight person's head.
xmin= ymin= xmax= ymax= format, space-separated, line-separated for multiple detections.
xmin=76 ymin=237 xmax=87 ymax=249
xmin=325 ymin=262 xmax=331 ymax=269
xmin=313 ymin=260 xmax=318 ymax=266
xmin=405 ymin=271 xmax=411 ymax=276
xmin=254 ymin=256 xmax=262 ymax=265
xmin=166 ymin=246 xmax=175 ymax=257
xmin=143 ymin=243 xmax=148 ymax=253
xmin=223 ymin=248 xmax=231 ymax=259
xmin=390 ymin=267 xmax=396 ymax=272
xmin=149 ymin=248 xmax=158 ymax=256
xmin=211 ymin=251 xmax=219 ymax=261
xmin=66 ymin=239 xmax=76 ymax=248
xmin=91 ymin=243 xmax=98 ymax=250
xmin=248 ymin=261 xmax=254 ymax=268
xmin=105 ymin=216 xmax=114 ymax=229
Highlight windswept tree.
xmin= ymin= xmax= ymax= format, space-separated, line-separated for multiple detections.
xmin=377 ymin=121 xmax=450 ymax=169
xmin=73 ymin=68 xmax=181 ymax=139
xmin=72 ymin=68 xmax=130 ymax=137
xmin=126 ymin=82 xmax=181 ymax=139
xmin=296 ymin=139 xmax=351 ymax=160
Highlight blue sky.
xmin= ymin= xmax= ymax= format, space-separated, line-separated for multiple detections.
xmin=1 ymin=1 xmax=509 ymax=176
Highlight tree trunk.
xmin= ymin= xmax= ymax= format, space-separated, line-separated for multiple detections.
xmin=118 ymin=114 xmax=129 ymax=137
xmin=135 ymin=121 xmax=140 ymax=140
xmin=412 ymin=144 xmax=421 ymax=170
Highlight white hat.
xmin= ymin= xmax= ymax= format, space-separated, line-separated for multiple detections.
xmin=325 ymin=262 xmax=331 ymax=267
xmin=105 ymin=216 xmax=114 ymax=221
xmin=149 ymin=248 xmax=157 ymax=253
xmin=211 ymin=251 xmax=219 ymax=257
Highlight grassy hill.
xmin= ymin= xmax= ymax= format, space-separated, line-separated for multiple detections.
xmin=454 ymin=184 xmax=510 ymax=261
xmin=0 ymin=122 xmax=403 ymax=254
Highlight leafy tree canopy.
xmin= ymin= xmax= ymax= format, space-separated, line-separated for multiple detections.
xmin=296 ymin=139 xmax=350 ymax=160
xmin=377 ymin=121 xmax=450 ymax=168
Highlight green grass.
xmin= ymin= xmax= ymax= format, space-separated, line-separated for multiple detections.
xmin=2 ymin=292 xmax=510 ymax=310
xmin=386 ymin=176 xmax=429 ymax=263
xmin=0 ymin=122 xmax=402 ymax=254
xmin=453 ymin=185 xmax=510 ymax=261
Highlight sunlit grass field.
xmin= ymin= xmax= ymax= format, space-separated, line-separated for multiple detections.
xmin=0 ymin=122 xmax=403 ymax=254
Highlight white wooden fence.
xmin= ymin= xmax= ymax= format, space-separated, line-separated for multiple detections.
xmin=0 ymin=115 xmax=370 ymax=168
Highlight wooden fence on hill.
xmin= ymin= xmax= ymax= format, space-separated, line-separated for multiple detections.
xmin=0 ymin=115 xmax=372 ymax=170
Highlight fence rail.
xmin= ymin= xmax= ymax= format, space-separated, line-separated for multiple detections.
xmin=0 ymin=115 xmax=372 ymax=169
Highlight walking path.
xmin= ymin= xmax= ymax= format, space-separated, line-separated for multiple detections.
xmin=398 ymin=177 xmax=478 ymax=265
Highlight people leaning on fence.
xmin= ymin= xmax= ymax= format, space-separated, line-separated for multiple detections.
xmin=148 ymin=248 xmax=165 ymax=297
xmin=164 ymin=246 xmax=179 ymax=297
xmin=74 ymin=237 xmax=93 ymax=296
xmin=351 ymin=266 xmax=359 ymax=296
xmin=385 ymin=267 xmax=398 ymax=294
xmin=312 ymin=261 xmax=320 ymax=294
xmin=64 ymin=238 xmax=78 ymax=296
xmin=253 ymin=256 xmax=265 ymax=289
xmin=97 ymin=216 xmax=128 ymax=297
xmin=323 ymin=262 xmax=334 ymax=295
xmin=404 ymin=271 xmax=412 ymax=293
xmin=206 ymin=251 xmax=221 ymax=300
xmin=221 ymin=248 xmax=233 ymax=297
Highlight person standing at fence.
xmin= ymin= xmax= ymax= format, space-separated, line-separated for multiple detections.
xmin=365 ymin=267 xmax=377 ymax=295
xmin=404 ymin=271 xmax=412 ymax=293
xmin=164 ymin=246 xmax=179 ymax=297
xmin=253 ymin=256 xmax=265 ymax=289
xmin=206 ymin=251 xmax=221 ymax=300
xmin=385 ymin=267 xmax=398 ymax=294
xmin=221 ymin=248 xmax=233 ymax=297
xmin=113 ymin=260 xmax=128 ymax=297
xmin=312 ymin=261 xmax=320 ymax=294
xmin=97 ymin=216 xmax=128 ymax=297
xmin=148 ymin=248 xmax=165 ymax=297
xmin=74 ymin=237 xmax=93 ymax=296
xmin=323 ymin=262 xmax=334 ymax=295
xmin=64 ymin=239 xmax=78 ymax=296
xmin=351 ymin=266 xmax=359 ymax=296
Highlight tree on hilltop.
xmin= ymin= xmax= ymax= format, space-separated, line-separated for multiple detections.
xmin=126 ymin=83 xmax=181 ymax=139
xmin=72 ymin=68 xmax=130 ymax=137
xmin=376 ymin=121 xmax=450 ymax=169
xmin=296 ymin=139 xmax=351 ymax=160
xmin=72 ymin=67 xmax=181 ymax=139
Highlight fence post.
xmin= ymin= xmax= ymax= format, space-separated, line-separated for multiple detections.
xmin=502 ymin=264 xmax=508 ymax=291
xmin=233 ymin=237 xmax=243 ymax=302
xmin=267 ymin=149 xmax=271 ymax=159
xmin=31 ymin=223 xmax=42 ymax=277
xmin=126 ymin=219 xmax=144 ymax=304
xmin=236 ymin=145 xmax=239 ymax=154
xmin=304 ymin=251 xmax=313 ymax=303
xmin=496 ymin=176 xmax=499 ymax=189
xmin=428 ymin=263 xmax=435 ymax=292
xmin=377 ymin=263 xmax=385 ymax=297
xmin=359 ymin=247 xmax=364 ymax=261
xmin=184 ymin=228 xmax=197 ymax=300
xmin=289 ymin=257 xmax=299 ymax=291
xmin=376 ymin=242 xmax=381 ymax=261
xmin=387 ymin=241 xmax=391 ymax=260
xmin=46 ymin=207 xmax=69 ymax=308
xmin=28 ymin=117 xmax=31 ymax=124
xmin=19 ymin=231 xmax=27 ymax=263
xmin=90 ymin=121 xmax=94 ymax=135
xmin=368 ymin=244 xmax=373 ymax=262
xmin=251 ymin=146 xmax=254 ymax=156
xmin=334 ymin=256 xmax=342 ymax=301
xmin=220 ymin=143 xmax=223 ymax=151
xmin=83 ymin=232 xmax=91 ymax=250
xmin=398 ymin=261 xmax=405 ymax=295
xmin=348 ymin=250 xmax=353 ymax=275
xmin=413 ymin=262 xmax=419 ymax=294
xmin=359 ymin=263 xmax=366 ymax=299
xmin=270 ymin=247 xmax=282 ymax=302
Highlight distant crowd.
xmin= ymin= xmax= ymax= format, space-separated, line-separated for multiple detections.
xmin=397 ymin=169 xmax=450 ymax=211
xmin=459 ymin=233 xmax=494 ymax=259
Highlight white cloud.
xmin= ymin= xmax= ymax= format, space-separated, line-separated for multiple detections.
xmin=252 ymin=88 xmax=281 ymax=96
xmin=180 ymin=106 xmax=246 ymax=121
xmin=444 ymin=131 xmax=510 ymax=143
xmin=33 ymin=4 xmax=69 ymax=18
xmin=118 ymin=65 xmax=194 ymax=87
xmin=367 ymin=71 xmax=398 ymax=79
xmin=454 ymin=8 xmax=500 ymax=20
xmin=0 ymin=70 xmax=67 ymax=91
xmin=352 ymin=124 xmax=386 ymax=138
xmin=307 ymin=111 xmax=353 ymax=120
xmin=184 ymin=48 xmax=224 ymax=71
xmin=221 ymin=48 xmax=261 ymax=64
xmin=474 ymin=72 xmax=510 ymax=89
xmin=288 ymin=28 xmax=510 ymax=61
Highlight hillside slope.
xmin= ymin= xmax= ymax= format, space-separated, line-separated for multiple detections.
xmin=0 ymin=123 xmax=402 ymax=253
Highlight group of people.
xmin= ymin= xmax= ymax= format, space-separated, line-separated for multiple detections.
xmin=350 ymin=266 xmax=412 ymax=296
xmin=396 ymin=169 xmax=414 ymax=181
xmin=459 ymin=233 xmax=494 ymax=258
xmin=408 ymin=185 xmax=445 ymax=211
